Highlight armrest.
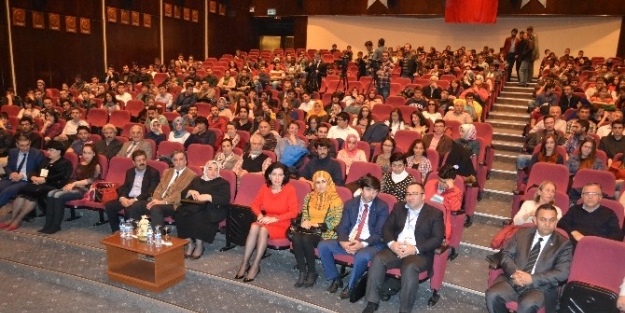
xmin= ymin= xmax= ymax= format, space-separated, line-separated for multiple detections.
xmin=486 ymin=250 xmax=503 ymax=269
xmin=435 ymin=244 xmax=449 ymax=255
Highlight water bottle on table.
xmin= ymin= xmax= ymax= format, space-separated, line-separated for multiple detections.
xmin=146 ymin=224 xmax=154 ymax=245
xmin=154 ymin=226 xmax=162 ymax=247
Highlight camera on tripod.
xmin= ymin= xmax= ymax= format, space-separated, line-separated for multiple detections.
xmin=334 ymin=55 xmax=350 ymax=73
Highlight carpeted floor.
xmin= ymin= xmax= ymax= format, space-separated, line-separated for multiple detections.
xmin=0 ymin=208 xmax=489 ymax=312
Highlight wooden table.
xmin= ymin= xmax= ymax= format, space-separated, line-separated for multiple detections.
xmin=100 ymin=234 xmax=187 ymax=292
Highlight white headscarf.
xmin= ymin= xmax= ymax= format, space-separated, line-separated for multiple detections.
xmin=201 ymin=160 xmax=220 ymax=181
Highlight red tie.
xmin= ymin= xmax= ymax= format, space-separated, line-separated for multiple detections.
xmin=354 ymin=204 xmax=369 ymax=241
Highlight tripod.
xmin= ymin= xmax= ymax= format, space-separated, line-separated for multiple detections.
xmin=335 ymin=67 xmax=348 ymax=93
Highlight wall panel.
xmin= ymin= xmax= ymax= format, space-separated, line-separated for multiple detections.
xmin=163 ymin=0 xmax=205 ymax=65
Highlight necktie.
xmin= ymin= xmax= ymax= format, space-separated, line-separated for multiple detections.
xmin=17 ymin=153 xmax=27 ymax=173
xmin=354 ymin=204 xmax=369 ymax=242
xmin=523 ymin=237 xmax=543 ymax=273
xmin=162 ymin=170 xmax=180 ymax=198
xmin=126 ymin=142 xmax=138 ymax=156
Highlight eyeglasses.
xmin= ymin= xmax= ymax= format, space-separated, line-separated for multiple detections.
xmin=406 ymin=192 xmax=424 ymax=196
xmin=581 ymin=192 xmax=601 ymax=197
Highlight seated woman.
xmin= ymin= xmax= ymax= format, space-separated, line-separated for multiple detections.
xmin=178 ymin=160 xmax=231 ymax=259
xmin=381 ymin=152 xmax=416 ymax=202
xmin=326 ymin=103 xmax=343 ymax=126
xmin=146 ymin=119 xmax=166 ymax=146
xmin=405 ymin=139 xmax=433 ymax=183
xmin=372 ymin=137 xmax=395 ymax=173
xmin=567 ymin=138 xmax=604 ymax=177
xmin=455 ymin=123 xmax=480 ymax=156
xmin=292 ymin=170 xmax=343 ymax=288
xmin=17 ymin=99 xmax=41 ymax=119
xmin=422 ymin=100 xmax=443 ymax=124
xmin=214 ymin=138 xmax=241 ymax=170
xmin=527 ymin=134 xmax=565 ymax=174
xmin=275 ymin=121 xmax=307 ymax=164
xmin=40 ymin=143 xmax=101 ymax=234
xmin=103 ymin=91 xmax=120 ymax=115
xmin=168 ymin=117 xmax=191 ymax=144
xmin=384 ymin=108 xmax=405 ymax=138
xmin=304 ymin=115 xmax=321 ymax=140
xmin=363 ymin=89 xmax=382 ymax=108
xmin=223 ymin=122 xmax=242 ymax=149
xmin=235 ymin=162 xmax=299 ymax=282
xmin=337 ymin=134 xmax=367 ymax=175
xmin=405 ymin=110 xmax=429 ymax=136
xmin=306 ymin=100 xmax=327 ymax=122
xmin=513 ymin=180 xmax=563 ymax=225
xmin=351 ymin=105 xmax=374 ymax=134
xmin=0 ymin=141 xmax=73 ymax=231
xmin=41 ymin=111 xmax=62 ymax=143
xmin=443 ymin=141 xmax=477 ymax=185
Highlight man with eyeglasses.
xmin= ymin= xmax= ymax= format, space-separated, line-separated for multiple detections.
xmin=557 ymin=183 xmax=623 ymax=246
xmin=362 ymin=182 xmax=444 ymax=313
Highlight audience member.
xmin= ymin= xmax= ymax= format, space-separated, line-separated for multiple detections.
xmin=94 ymin=124 xmax=123 ymax=160
xmin=380 ymin=152 xmax=415 ymax=202
xmin=299 ymin=138 xmax=344 ymax=186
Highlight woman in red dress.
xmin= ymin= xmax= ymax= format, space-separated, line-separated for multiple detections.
xmin=235 ymin=162 xmax=299 ymax=282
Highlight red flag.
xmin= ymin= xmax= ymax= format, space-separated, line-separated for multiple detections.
xmin=445 ymin=0 xmax=498 ymax=24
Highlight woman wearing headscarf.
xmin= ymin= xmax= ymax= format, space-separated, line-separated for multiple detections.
xmin=337 ymin=133 xmax=367 ymax=175
xmin=168 ymin=117 xmax=190 ymax=144
xmin=177 ymin=160 xmax=231 ymax=259
xmin=292 ymin=171 xmax=344 ymax=288
xmin=306 ymin=100 xmax=327 ymax=121
xmin=455 ymin=123 xmax=480 ymax=157
xmin=146 ymin=119 xmax=166 ymax=146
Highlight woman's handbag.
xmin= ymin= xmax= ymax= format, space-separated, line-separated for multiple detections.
xmin=83 ymin=180 xmax=118 ymax=203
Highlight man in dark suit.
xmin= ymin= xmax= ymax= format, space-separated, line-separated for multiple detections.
xmin=318 ymin=174 xmax=389 ymax=299
xmin=362 ymin=183 xmax=444 ymax=313
xmin=104 ymin=149 xmax=160 ymax=233
xmin=305 ymin=54 xmax=327 ymax=92
xmin=422 ymin=119 xmax=453 ymax=163
xmin=486 ymin=204 xmax=573 ymax=313
xmin=0 ymin=135 xmax=44 ymax=207
xmin=503 ymin=28 xmax=520 ymax=79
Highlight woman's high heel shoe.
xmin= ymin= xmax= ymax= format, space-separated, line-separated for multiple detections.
xmin=0 ymin=222 xmax=10 ymax=229
xmin=184 ymin=243 xmax=195 ymax=258
xmin=243 ymin=267 xmax=261 ymax=283
xmin=190 ymin=245 xmax=204 ymax=260
xmin=234 ymin=263 xmax=250 ymax=279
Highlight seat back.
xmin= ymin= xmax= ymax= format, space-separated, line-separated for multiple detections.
xmin=571 ymin=169 xmax=616 ymax=199
xmin=394 ymin=130 xmax=419 ymax=153
xmin=109 ymin=110 xmax=131 ymax=126
xmin=220 ymin=169 xmax=237 ymax=203
xmin=187 ymin=144 xmax=215 ymax=167
xmin=524 ymin=163 xmax=569 ymax=194
xmin=125 ymin=100 xmax=145 ymax=118
xmin=345 ymin=161 xmax=382 ymax=184
xmin=405 ymin=167 xmax=422 ymax=184
xmin=86 ymin=108 xmax=109 ymax=128
xmin=426 ymin=148 xmax=440 ymax=171
xmin=157 ymin=141 xmax=184 ymax=159
xmin=377 ymin=193 xmax=398 ymax=213
xmin=105 ymin=156 xmax=135 ymax=185
xmin=599 ymin=199 xmax=624 ymax=229
xmin=97 ymin=154 xmax=109 ymax=178
xmin=290 ymin=179 xmax=312 ymax=210
xmin=234 ymin=173 xmax=264 ymax=206
xmin=146 ymin=160 xmax=169 ymax=176
xmin=355 ymin=141 xmax=371 ymax=161
xmin=263 ymin=150 xmax=277 ymax=163
xmin=568 ymin=236 xmax=625 ymax=293
xmin=336 ymin=186 xmax=353 ymax=203
xmin=64 ymin=151 xmax=79 ymax=169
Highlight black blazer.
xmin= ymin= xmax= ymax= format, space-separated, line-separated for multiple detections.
xmin=116 ymin=165 xmax=160 ymax=201
xmin=383 ymin=202 xmax=444 ymax=272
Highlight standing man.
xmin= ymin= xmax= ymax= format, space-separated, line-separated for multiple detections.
xmin=127 ymin=150 xmax=196 ymax=227
xmin=486 ymin=204 xmax=573 ymax=313
xmin=104 ymin=150 xmax=160 ymax=233
xmin=362 ymin=183 xmax=444 ymax=313
xmin=527 ymin=26 xmax=540 ymax=82
xmin=376 ymin=52 xmax=394 ymax=102
xmin=318 ymin=175 xmax=389 ymax=299
xmin=517 ymin=31 xmax=533 ymax=87
xmin=503 ymin=29 xmax=520 ymax=79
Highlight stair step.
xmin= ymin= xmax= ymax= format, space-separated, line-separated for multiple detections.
xmin=493 ymin=131 xmax=525 ymax=143
xmin=503 ymin=86 xmax=536 ymax=93
xmin=459 ymin=220 xmax=505 ymax=248
xmin=494 ymin=152 xmax=520 ymax=164
xmin=484 ymin=177 xmax=517 ymax=194
xmin=498 ymin=91 xmax=534 ymax=100
xmin=491 ymin=103 xmax=528 ymax=114
xmin=492 ymin=139 xmax=524 ymax=152
xmin=492 ymin=159 xmax=517 ymax=172
xmin=488 ymin=168 xmax=516 ymax=180
xmin=488 ymin=111 xmax=530 ymax=122
xmin=496 ymin=97 xmax=531 ymax=106
xmin=478 ymin=190 xmax=513 ymax=212
xmin=443 ymin=245 xmax=492 ymax=294
xmin=487 ymin=119 xmax=527 ymax=131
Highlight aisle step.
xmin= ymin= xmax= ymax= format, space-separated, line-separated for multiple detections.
xmin=495 ymin=97 xmax=530 ymax=106
xmin=498 ymin=91 xmax=534 ymax=100
xmin=492 ymin=139 xmax=524 ymax=153
xmin=489 ymin=111 xmax=530 ymax=123
xmin=487 ymin=119 xmax=527 ymax=131
xmin=491 ymin=103 xmax=527 ymax=114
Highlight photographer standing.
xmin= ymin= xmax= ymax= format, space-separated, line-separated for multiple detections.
xmin=376 ymin=52 xmax=394 ymax=101
xmin=305 ymin=54 xmax=327 ymax=93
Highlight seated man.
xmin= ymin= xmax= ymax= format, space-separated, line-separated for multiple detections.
xmin=184 ymin=116 xmax=216 ymax=149
xmin=104 ymin=150 xmax=160 ymax=233
xmin=328 ymin=112 xmax=360 ymax=142
xmin=362 ymin=183 xmax=444 ymax=313
xmin=596 ymin=110 xmax=623 ymax=138
xmin=423 ymin=119 xmax=453 ymax=161
xmin=67 ymin=126 xmax=92 ymax=155
xmin=207 ymin=105 xmax=227 ymax=134
xmin=557 ymin=183 xmax=623 ymax=246
xmin=517 ymin=115 xmax=566 ymax=170
xmin=232 ymin=134 xmax=271 ymax=176
xmin=486 ymin=204 xmax=573 ymax=313
xmin=0 ymin=135 xmax=44 ymax=208
xmin=144 ymin=105 xmax=168 ymax=130
xmin=529 ymin=106 xmax=566 ymax=135
xmin=444 ymin=99 xmax=472 ymax=124
xmin=318 ymin=175 xmax=389 ymax=300
xmin=307 ymin=125 xmax=337 ymax=159
xmin=128 ymin=150 xmax=196 ymax=226
xmin=155 ymin=84 xmax=174 ymax=111
xmin=299 ymin=138 xmax=344 ymax=186
xmin=253 ymin=120 xmax=278 ymax=151
xmin=95 ymin=123 xmax=124 ymax=160
xmin=599 ymin=119 xmax=625 ymax=166
xmin=565 ymin=105 xmax=597 ymax=136
xmin=117 ymin=125 xmax=153 ymax=159
xmin=172 ymin=83 xmax=197 ymax=114
xmin=56 ymin=108 xmax=89 ymax=143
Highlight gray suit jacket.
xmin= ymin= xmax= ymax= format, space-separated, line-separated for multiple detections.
xmin=500 ymin=226 xmax=573 ymax=311
xmin=117 ymin=140 xmax=153 ymax=160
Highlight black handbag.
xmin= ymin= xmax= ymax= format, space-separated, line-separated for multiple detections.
xmin=558 ymin=281 xmax=619 ymax=313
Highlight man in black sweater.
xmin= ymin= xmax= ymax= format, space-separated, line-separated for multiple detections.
xmin=299 ymin=138 xmax=344 ymax=186
xmin=557 ymin=183 xmax=623 ymax=247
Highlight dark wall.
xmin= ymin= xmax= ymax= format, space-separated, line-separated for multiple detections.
xmin=8 ymin=0 xmax=104 ymax=93
xmin=0 ymin=3 xmax=12 ymax=92
xmin=105 ymin=0 xmax=160 ymax=70
xmin=163 ymin=0 xmax=205 ymax=66
xmin=251 ymin=0 xmax=625 ymax=16
xmin=207 ymin=0 xmax=254 ymax=58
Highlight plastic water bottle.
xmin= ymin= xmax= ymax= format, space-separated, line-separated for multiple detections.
xmin=119 ymin=218 xmax=126 ymax=238
xmin=146 ymin=226 xmax=154 ymax=245
xmin=154 ymin=226 xmax=162 ymax=248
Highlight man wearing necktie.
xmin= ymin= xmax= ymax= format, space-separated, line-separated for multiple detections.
xmin=116 ymin=125 xmax=153 ymax=160
xmin=318 ymin=174 xmax=389 ymax=300
xmin=0 ymin=135 xmax=43 ymax=207
xmin=486 ymin=204 xmax=573 ymax=313
xmin=127 ymin=150 xmax=196 ymax=227
xmin=362 ymin=183 xmax=444 ymax=313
